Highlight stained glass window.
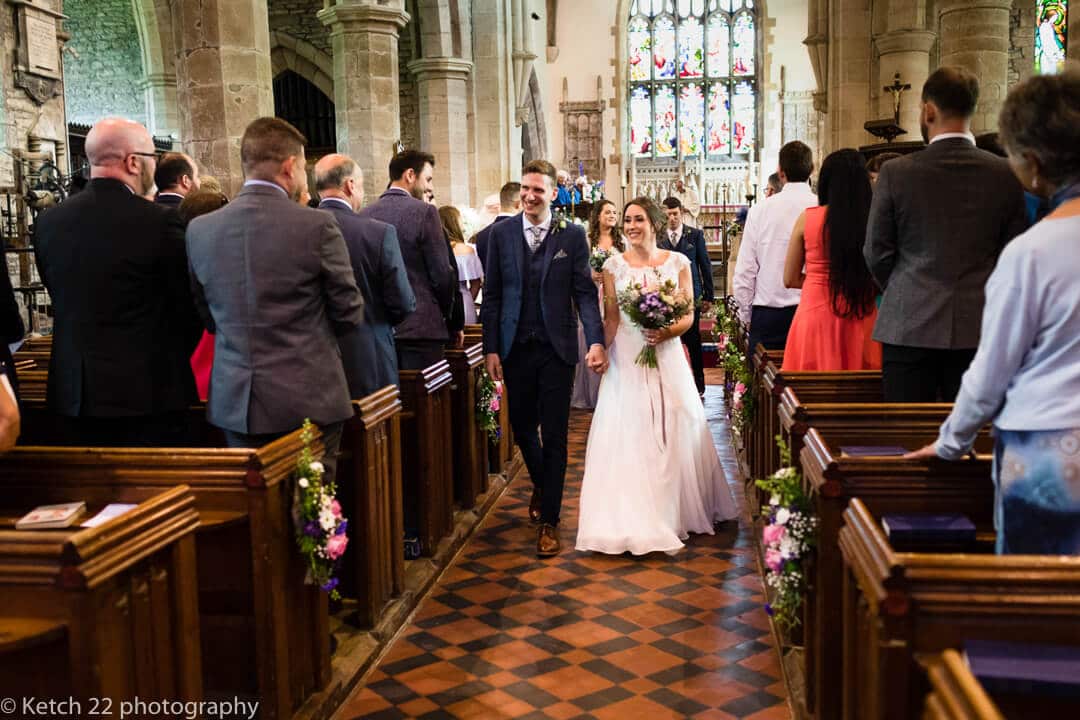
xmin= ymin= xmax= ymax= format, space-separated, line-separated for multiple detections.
xmin=1035 ymin=1 xmax=1068 ymax=75
xmin=629 ymin=0 xmax=757 ymax=158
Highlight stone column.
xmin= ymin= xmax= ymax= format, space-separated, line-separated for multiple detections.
xmin=141 ymin=73 xmax=180 ymax=139
xmin=407 ymin=57 xmax=474 ymax=206
xmin=874 ymin=30 xmax=937 ymax=140
xmin=937 ymin=0 xmax=1012 ymax=133
xmin=318 ymin=1 xmax=410 ymax=205
xmin=170 ymin=0 xmax=275 ymax=196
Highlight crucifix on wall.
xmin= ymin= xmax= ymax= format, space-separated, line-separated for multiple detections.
xmin=884 ymin=72 xmax=912 ymax=125
xmin=864 ymin=72 xmax=911 ymax=144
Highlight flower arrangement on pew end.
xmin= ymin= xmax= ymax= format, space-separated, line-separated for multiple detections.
xmin=713 ymin=302 xmax=753 ymax=432
xmin=755 ymin=436 xmax=817 ymax=632
xmin=294 ymin=419 xmax=348 ymax=600
xmin=476 ymin=371 xmax=503 ymax=442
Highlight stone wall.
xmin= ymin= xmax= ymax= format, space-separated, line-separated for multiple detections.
xmin=268 ymin=0 xmax=330 ymax=54
xmin=399 ymin=26 xmax=420 ymax=151
xmin=63 ymin=0 xmax=146 ymax=125
xmin=1009 ymin=1 xmax=1035 ymax=89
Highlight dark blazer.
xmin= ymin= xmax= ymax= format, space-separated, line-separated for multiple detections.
xmin=319 ymin=199 xmax=416 ymax=398
xmin=865 ymin=137 xmax=1028 ymax=349
xmin=186 ymin=183 xmax=364 ymax=434
xmin=480 ymin=214 xmax=603 ymax=366
xmin=155 ymin=193 xmax=183 ymax=208
xmin=360 ymin=188 xmax=454 ymax=341
xmin=476 ymin=213 xmax=515 ymax=272
xmin=34 ymin=178 xmax=202 ymax=417
xmin=659 ymin=225 xmax=713 ymax=302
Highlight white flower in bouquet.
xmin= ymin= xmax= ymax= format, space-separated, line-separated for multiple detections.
xmin=298 ymin=477 xmax=310 ymax=489
xmin=319 ymin=506 xmax=337 ymax=532
xmin=309 ymin=461 xmax=325 ymax=476
xmin=769 ymin=493 xmax=781 ymax=507
xmin=775 ymin=507 xmax=791 ymax=526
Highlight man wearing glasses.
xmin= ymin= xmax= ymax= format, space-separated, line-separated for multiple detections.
xmin=34 ymin=117 xmax=203 ymax=446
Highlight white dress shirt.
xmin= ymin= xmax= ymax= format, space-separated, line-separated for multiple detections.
xmin=732 ymin=181 xmax=818 ymax=324
xmin=930 ymin=131 xmax=977 ymax=145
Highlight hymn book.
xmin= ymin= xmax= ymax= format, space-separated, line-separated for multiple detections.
xmin=15 ymin=501 xmax=86 ymax=529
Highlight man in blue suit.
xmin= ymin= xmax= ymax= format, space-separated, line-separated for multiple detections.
xmin=475 ymin=181 xmax=520 ymax=272
xmin=661 ymin=196 xmax=714 ymax=396
xmin=315 ymin=154 xmax=417 ymax=399
xmin=481 ymin=160 xmax=607 ymax=558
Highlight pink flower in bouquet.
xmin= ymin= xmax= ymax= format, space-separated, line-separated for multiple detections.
xmin=763 ymin=523 xmax=786 ymax=546
xmin=765 ymin=548 xmax=784 ymax=573
xmin=325 ymin=533 xmax=349 ymax=560
xmin=734 ymin=381 xmax=747 ymax=394
xmin=489 ymin=398 xmax=500 ymax=412
xmin=733 ymin=396 xmax=743 ymax=411
xmin=495 ymin=382 xmax=503 ymax=397
xmin=330 ymin=499 xmax=343 ymax=519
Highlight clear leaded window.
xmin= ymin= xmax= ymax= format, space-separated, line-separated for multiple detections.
xmin=628 ymin=0 xmax=757 ymax=160
xmin=1035 ymin=1 xmax=1068 ymax=75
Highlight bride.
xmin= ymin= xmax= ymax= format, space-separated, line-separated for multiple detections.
xmin=576 ymin=197 xmax=738 ymax=555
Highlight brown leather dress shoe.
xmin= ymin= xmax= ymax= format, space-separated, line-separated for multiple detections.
xmin=537 ymin=523 xmax=561 ymax=558
xmin=528 ymin=487 xmax=543 ymax=524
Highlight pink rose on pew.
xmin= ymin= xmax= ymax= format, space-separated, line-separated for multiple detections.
xmin=330 ymin=499 xmax=343 ymax=519
xmin=734 ymin=381 xmax=746 ymax=395
xmin=763 ymin=523 xmax=786 ymax=546
xmin=765 ymin=548 xmax=784 ymax=573
xmin=325 ymin=533 xmax=349 ymax=560
xmin=490 ymin=398 xmax=500 ymax=413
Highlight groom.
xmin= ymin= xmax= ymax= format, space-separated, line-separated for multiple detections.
xmin=481 ymin=159 xmax=607 ymax=558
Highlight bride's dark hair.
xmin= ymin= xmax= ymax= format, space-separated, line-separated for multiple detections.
xmin=622 ymin=196 xmax=667 ymax=239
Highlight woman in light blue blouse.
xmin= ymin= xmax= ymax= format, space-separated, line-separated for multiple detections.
xmin=908 ymin=68 xmax=1080 ymax=555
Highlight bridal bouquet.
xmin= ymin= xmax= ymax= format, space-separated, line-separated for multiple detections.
xmin=589 ymin=245 xmax=613 ymax=273
xmin=294 ymin=419 xmax=349 ymax=600
xmin=616 ymin=270 xmax=693 ymax=368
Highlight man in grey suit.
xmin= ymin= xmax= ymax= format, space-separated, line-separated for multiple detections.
xmin=361 ymin=150 xmax=457 ymax=370
xmin=315 ymin=153 xmax=417 ymax=398
xmin=865 ymin=66 xmax=1028 ymax=402
xmin=186 ymin=117 xmax=364 ymax=482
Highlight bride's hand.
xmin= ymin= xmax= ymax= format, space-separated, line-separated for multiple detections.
xmin=643 ymin=328 xmax=665 ymax=346
xmin=591 ymin=270 xmax=604 ymax=284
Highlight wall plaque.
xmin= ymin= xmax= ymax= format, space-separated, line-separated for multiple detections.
xmin=8 ymin=0 xmax=67 ymax=104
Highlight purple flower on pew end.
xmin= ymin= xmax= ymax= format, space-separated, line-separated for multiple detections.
xmin=764 ymin=603 xmax=774 ymax=616
xmin=335 ymin=519 xmax=348 ymax=536
xmin=321 ymin=577 xmax=339 ymax=593
xmin=303 ymin=520 xmax=321 ymax=538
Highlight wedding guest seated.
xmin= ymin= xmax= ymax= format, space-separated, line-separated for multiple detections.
xmin=781 ymin=150 xmax=881 ymax=371
xmin=555 ymin=170 xmax=581 ymax=207
xmin=865 ymin=152 xmax=900 ymax=186
xmin=179 ymin=189 xmax=230 ymax=401
xmin=908 ymin=68 xmax=1080 ymax=555
xmin=440 ymin=206 xmax=483 ymax=325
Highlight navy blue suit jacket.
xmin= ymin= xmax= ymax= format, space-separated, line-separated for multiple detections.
xmin=320 ymin=200 xmax=416 ymax=398
xmin=480 ymin=214 xmax=603 ymax=366
xmin=660 ymin=225 xmax=714 ymax=302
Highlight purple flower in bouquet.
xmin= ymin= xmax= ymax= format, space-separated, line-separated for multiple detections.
xmin=304 ymin=520 xmax=322 ymax=538
xmin=335 ymin=519 xmax=348 ymax=536
xmin=321 ymin=577 xmax=339 ymax=593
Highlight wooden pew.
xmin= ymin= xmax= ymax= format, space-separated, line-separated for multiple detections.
xmin=445 ymin=343 xmax=489 ymax=509
xmin=0 ymin=486 xmax=202 ymax=704
xmin=745 ymin=344 xmax=783 ymax=503
xmin=922 ymin=650 xmax=1005 ymax=720
xmin=0 ymin=431 xmax=329 ymax=720
xmin=800 ymin=426 xmax=996 ymax=720
xmin=398 ymin=361 xmax=455 ymax=556
xmin=840 ymin=498 xmax=1080 ymax=720
xmin=336 ymin=387 xmax=405 ymax=625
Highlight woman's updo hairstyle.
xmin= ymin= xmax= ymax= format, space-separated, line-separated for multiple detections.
xmin=998 ymin=65 xmax=1080 ymax=189
xmin=622 ymin=196 xmax=667 ymax=238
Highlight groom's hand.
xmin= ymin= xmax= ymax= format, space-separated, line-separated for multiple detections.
xmin=485 ymin=353 xmax=504 ymax=382
xmin=586 ymin=344 xmax=608 ymax=374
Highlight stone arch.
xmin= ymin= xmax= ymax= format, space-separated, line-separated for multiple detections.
xmin=269 ymin=32 xmax=335 ymax=101
xmin=131 ymin=0 xmax=179 ymax=137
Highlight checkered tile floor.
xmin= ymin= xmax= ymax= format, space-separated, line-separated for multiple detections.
xmin=334 ymin=381 xmax=790 ymax=719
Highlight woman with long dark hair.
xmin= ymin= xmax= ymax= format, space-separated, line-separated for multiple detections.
xmin=780 ymin=149 xmax=881 ymax=370
xmin=439 ymin=205 xmax=483 ymax=325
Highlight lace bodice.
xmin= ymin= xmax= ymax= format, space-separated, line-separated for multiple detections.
xmin=603 ymin=250 xmax=690 ymax=294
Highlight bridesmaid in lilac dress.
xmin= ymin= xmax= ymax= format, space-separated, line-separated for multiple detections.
xmin=572 ymin=200 xmax=624 ymax=409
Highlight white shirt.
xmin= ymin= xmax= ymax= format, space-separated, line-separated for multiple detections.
xmin=732 ymin=181 xmax=818 ymax=324
xmin=930 ymin=131 xmax=976 ymax=145
xmin=522 ymin=211 xmax=552 ymax=252
xmin=242 ymin=179 xmax=287 ymax=196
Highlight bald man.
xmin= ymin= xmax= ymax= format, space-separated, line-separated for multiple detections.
xmin=315 ymin=154 xmax=415 ymax=398
xmin=34 ymin=117 xmax=203 ymax=446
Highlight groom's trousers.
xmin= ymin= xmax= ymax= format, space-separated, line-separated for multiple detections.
xmin=503 ymin=339 xmax=575 ymax=526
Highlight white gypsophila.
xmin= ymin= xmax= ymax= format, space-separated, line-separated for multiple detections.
xmin=309 ymin=461 xmax=325 ymax=476
xmin=770 ymin=494 xmax=781 ymax=506
xmin=779 ymin=535 xmax=799 ymax=559
xmin=775 ymin=507 xmax=791 ymax=525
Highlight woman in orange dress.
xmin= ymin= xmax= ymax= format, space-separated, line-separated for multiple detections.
xmin=781 ymin=149 xmax=881 ymax=371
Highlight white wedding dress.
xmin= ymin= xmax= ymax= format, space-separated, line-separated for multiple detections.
xmin=576 ymin=251 xmax=738 ymax=555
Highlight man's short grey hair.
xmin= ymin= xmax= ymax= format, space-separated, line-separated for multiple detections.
xmin=315 ymin=158 xmax=358 ymax=191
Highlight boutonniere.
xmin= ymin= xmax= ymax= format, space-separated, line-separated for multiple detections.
xmin=552 ymin=218 xmax=566 ymax=233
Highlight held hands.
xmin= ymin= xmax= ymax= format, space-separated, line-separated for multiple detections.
xmin=586 ymin=344 xmax=609 ymax=375
xmin=484 ymin=353 xmax=504 ymax=382
xmin=591 ymin=270 xmax=604 ymax=285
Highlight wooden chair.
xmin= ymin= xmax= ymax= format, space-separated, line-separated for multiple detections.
xmin=840 ymin=498 xmax=1080 ymax=720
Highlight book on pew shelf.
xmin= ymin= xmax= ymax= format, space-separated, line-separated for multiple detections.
xmin=81 ymin=503 xmax=138 ymax=528
xmin=839 ymin=445 xmax=908 ymax=457
xmin=881 ymin=513 xmax=976 ymax=544
xmin=965 ymin=639 xmax=1080 ymax=697
xmin=15 ymin=502 xmax=86 ymax=529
